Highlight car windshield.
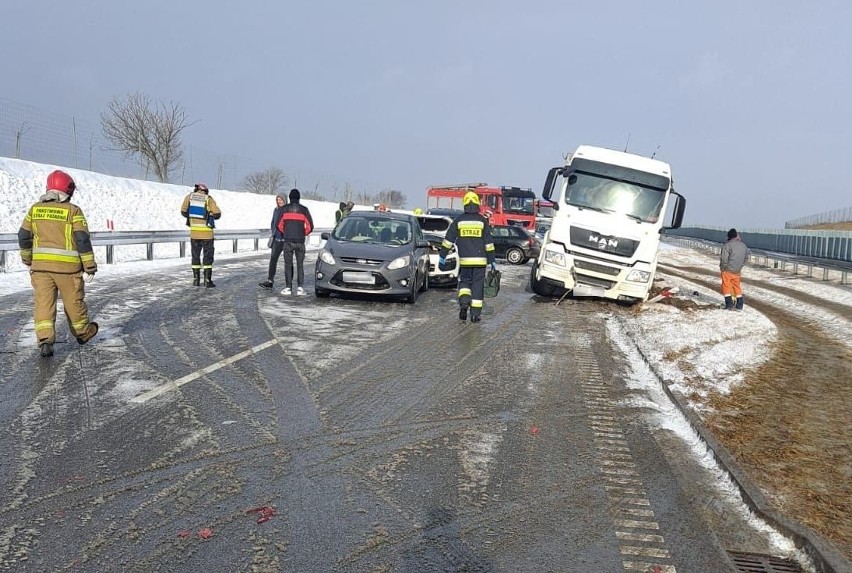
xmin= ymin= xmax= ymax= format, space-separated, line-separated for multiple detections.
xmin=563 ymin=171 xmax=666 ymax=223
xmin=333 ymin=216 xmax=412 ymax=245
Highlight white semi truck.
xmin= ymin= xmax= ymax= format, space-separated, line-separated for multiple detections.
xmin=529 ymin=145 xmax=686 ymax=303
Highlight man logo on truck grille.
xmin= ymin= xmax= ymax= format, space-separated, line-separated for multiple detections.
xmin=589 ymin=234 xmax=618 ymax=249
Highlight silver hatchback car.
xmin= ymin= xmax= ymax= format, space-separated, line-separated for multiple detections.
xmin=315 ymin=211 xmax=431 ymax=303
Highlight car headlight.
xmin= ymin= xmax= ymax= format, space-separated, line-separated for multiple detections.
xmin=626 ymin=269 xmax=652 ymax=283
xmin=543 ymin=246 xmax=566 ymax=267
xmin=320 ymin=250 xmax=336 ymax=265
xmin=388 ymin=255 xmax=410 ymax=270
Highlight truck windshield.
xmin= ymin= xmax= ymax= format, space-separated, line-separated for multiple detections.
xmin=564 ymin=171 xmax=666 ymax=223
xmin=502 ymin=196 xmax=535 ymax=214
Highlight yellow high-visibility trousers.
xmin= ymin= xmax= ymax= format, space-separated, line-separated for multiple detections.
xmin=30 ymin=271 xmax=92 ymax=344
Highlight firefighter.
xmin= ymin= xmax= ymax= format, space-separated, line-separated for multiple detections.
xmin=437 ymin=191 xmax=495 ymax=323
xmin=180 ymin=183 xmax=221 ymax=287
xmin=18 ymin=170 xmax=99 ymax=357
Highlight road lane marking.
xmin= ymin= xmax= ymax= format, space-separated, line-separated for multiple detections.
xmin=130 ymin=339 xmax=280 ymax=403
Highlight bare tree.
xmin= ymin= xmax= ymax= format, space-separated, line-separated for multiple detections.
xmin=374 ymin=189 xmax=406 ymax=209
xmin=101 ymin=92 xmax=194 ymax=183
xmin=241 ymin=167 xmax=289 ymax=195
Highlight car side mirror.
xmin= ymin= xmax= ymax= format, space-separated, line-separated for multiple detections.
xmin=416 ymin=240 xmax=429 ymax=248
xmin=321 ymin=232 xmax=330 ymax=240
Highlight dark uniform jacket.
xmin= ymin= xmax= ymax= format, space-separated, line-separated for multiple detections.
xmin=18 ymin=192 xmax=97 ymax=274
xmin=439 ymin=204 xmax=496 ymax=267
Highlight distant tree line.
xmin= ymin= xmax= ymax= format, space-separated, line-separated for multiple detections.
xmin=99 ymin=92 xmax=407 ymax=208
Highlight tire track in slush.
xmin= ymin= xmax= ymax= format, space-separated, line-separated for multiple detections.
xmin=318 ymin=296 xmax=531 ymax=432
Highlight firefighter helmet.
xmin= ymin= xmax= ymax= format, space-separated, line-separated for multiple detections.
xmin=46 ymin=170 xmax=76 ymax=196
xmin=194 ymin=182 xmax=209 ymax=192
xmin=463 ymin=191 xmax=480 ymax=206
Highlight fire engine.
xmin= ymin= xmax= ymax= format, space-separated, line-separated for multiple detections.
xmin=425 ymin=184 xmax=537 ymax=229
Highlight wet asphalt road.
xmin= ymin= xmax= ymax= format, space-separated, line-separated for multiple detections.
xmin=0 ymin=254 xmax=758 ymax=572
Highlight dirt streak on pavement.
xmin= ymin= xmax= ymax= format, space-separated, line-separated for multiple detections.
xmin=660 ymin=264 xmax=852 ymax=560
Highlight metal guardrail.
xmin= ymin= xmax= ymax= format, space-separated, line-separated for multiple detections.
xmin=0 ymin=229 xmax=330 ymax=272
xmin=665 ymin=236 xmax=852 ymax=285
xmin=665 ymin=226 xmax=852 ymax=263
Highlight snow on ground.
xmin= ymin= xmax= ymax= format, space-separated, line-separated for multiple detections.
xmin=0 ymin=156 xmax=340 ymax=274
xmin=617 ymin=242 xmax=852 ymax=415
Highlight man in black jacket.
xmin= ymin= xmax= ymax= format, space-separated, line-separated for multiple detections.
xmin=438 ymin=191 xmax=495 ymax=322
xmin=259 ymin=194 xmax=288 ymax=289
xmin=276 ymin=188 xmax=314 ymax=296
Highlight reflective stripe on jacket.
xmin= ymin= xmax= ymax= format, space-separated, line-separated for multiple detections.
xmin=181 ymin=192 xmax=221 ymax=240
xmin=18 ymin=201 xmax=96 ymax=274
xmin=439 ymin=209 xmax=495 ymax=267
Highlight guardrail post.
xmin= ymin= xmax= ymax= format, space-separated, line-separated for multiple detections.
xmin=254 ymin=238 xmax=259 ymax=251
xmin=843 ymin=270 xmax=849 ymax=286
xmin=0 ymin=250 xmax=5 ymax=273
xmin=146 ymin=243 xmax=154 ymax=261
xmin=232 ymin=239 xmax=238 ymax=253
xmin=179 ymin=242 xmax=186 ymax=258
xmin=822 ymin=268 xmax=830 ymax=281
xmin=793 ymin=262 xmax=799 ymax=275
xmin=806 ymin=265 xmax=814 ymax=278
xmin=106 ymin=245 xmax=114 ymax=264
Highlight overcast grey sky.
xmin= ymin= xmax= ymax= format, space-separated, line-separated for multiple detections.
xmin=3 ymin=1 xmax=851 ymax=228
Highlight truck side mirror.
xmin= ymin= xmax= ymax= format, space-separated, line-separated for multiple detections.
xmin=541 ymin=167 xmax=562 ymax=202
xmin=661 ymin=191 xmax=686 ymax=231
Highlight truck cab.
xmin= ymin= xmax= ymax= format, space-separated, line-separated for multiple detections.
xmin=529 ymin=145 xmax=686 ymax=303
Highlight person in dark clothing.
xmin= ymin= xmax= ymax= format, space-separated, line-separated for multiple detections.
xmin=277 ymin=188 xmax=314 ymax=296
xmin=259 ymin=194 xmax=288 ymax=289
xmin=437 ymin=191 xmax=495 ymax=322
xmin=335 ymin=202 xmax=346 ymax=224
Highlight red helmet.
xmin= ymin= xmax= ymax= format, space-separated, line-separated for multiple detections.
xmin=46 ymin=170 xmax=76 ymax=196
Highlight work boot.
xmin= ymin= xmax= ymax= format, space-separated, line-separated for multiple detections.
xmin=76 ymin=322 xmax=99 ymax=345
xmin=204 ymin=269 xmax=215 ymax=288
xmin=458 ymin=304 xmax=468 ymax=321
xmin=259 ymin=280 xmax=274 ymax=289
xmin=192 ymin=269 xmax=201 ymax=287
xmin=723 ymin=296 xmax=734 ymax=310
xmin=470 ymin=309 xmax=481 ymax=323
xmin=735 ymin=296 xmax=744 ymax=311
xmin=39 ymin=342 xmax=54 ymax=357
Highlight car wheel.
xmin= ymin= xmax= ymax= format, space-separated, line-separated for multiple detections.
xmin=506 ymin=247 xmax=524 ymax=265
xmin=405 ymin=272 xmax=419 ymax=304
xmin=529 ymin=263 xmax=557 ymax=297
xmin=315 ymin=287 xmax=330 ymax=298
xmin=419 ymin=266 xmax=429 ymax=293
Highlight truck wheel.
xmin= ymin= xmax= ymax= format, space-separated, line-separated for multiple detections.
xmin=506 ymin=248 xmax=524 ymax=265
xmin=529 ymin=263 xmax=557 ymax=297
